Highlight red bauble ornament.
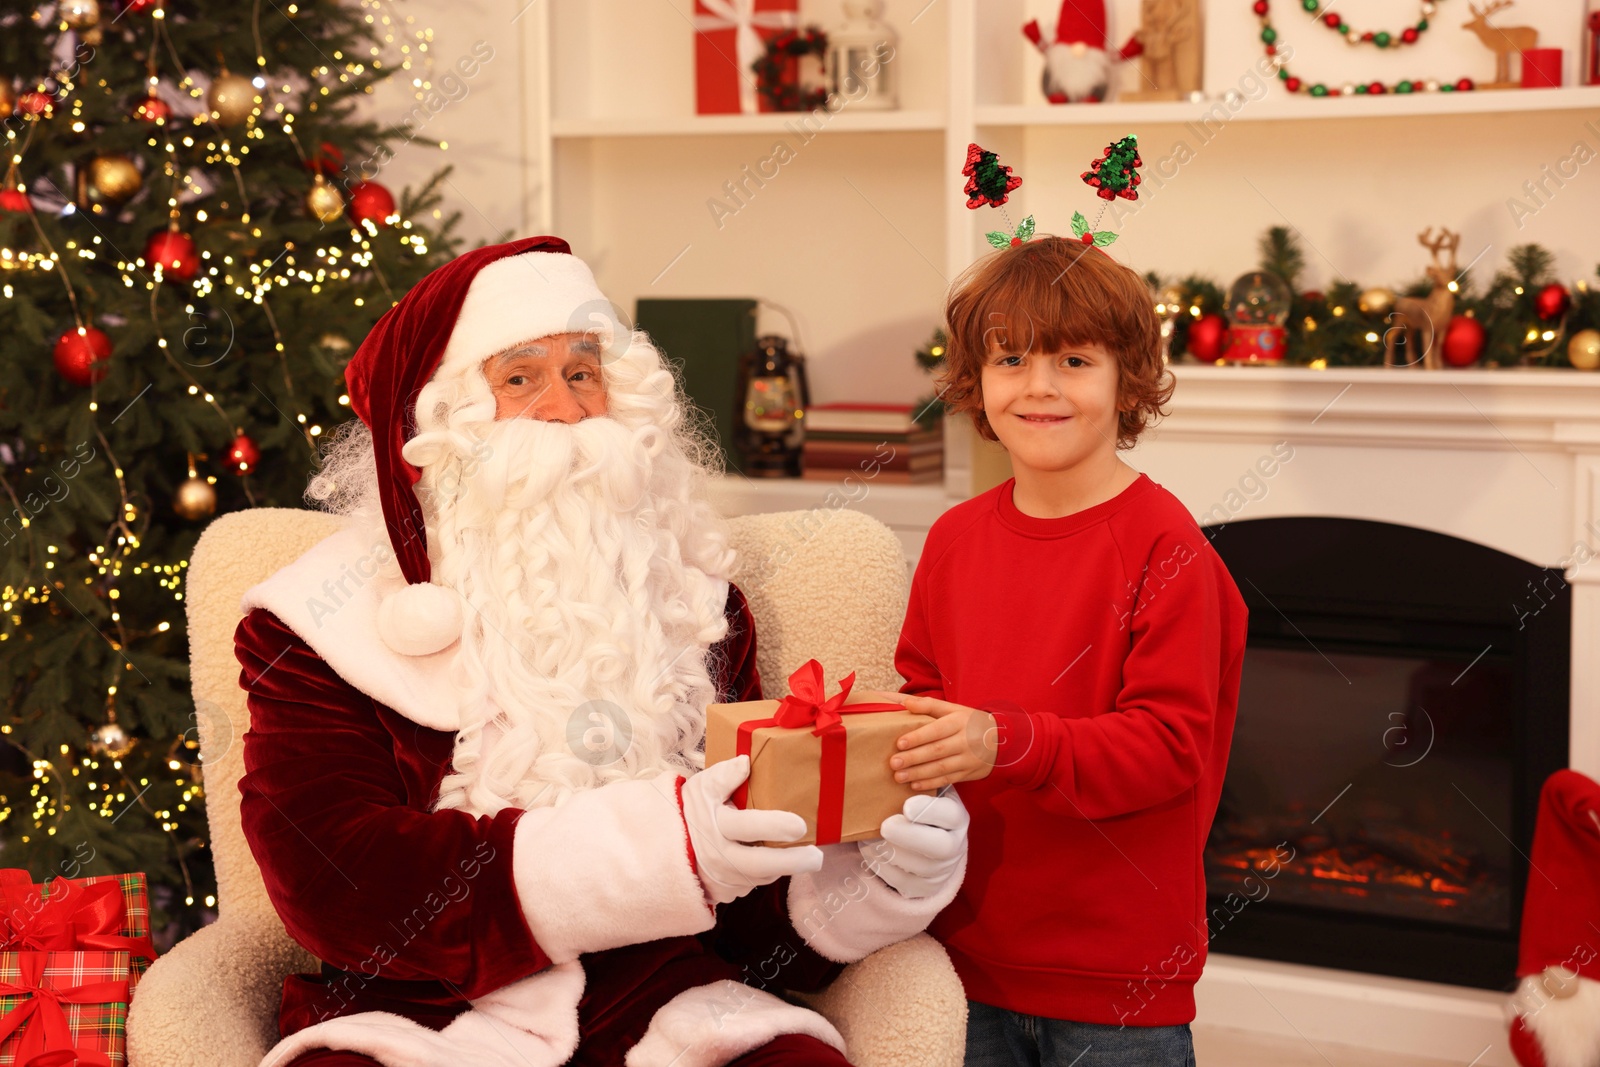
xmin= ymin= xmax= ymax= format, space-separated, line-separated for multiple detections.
xmin=144 ymin=229 xmax=199 ymax=281
xmin=347 ymin=181 xmax=396 ymax=226
xmin=0 ymin=188 xmax=31 ymax=213
xmin=227 ymin=432 xmax=260 ymax=474
xmin=1455 ymin=77 xmax=1475 ymax=91
xmin=18 ymin=91 xmax=53 ymax=117
xmin=1534 ymin=282 xmax=1571 ymax=321
xmin=1187 ymin=313 xmax=1229 ymax=361
xmin=1441 ymin=314 xmax=1486 ymax=367
xmin=132 ymin=95 xmax=170 ymax=123
xmin=53 ymin=327 xmax=113 ymax=387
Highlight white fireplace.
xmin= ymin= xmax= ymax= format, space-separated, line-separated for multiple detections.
xmin=1132 ymin=364 xmax=1600 ymax=1066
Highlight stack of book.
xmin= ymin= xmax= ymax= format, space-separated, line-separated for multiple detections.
xmin=801 ymin=403 xmax=944 ymax=485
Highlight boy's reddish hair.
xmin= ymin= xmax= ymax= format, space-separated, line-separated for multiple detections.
xmin=939 ymin=237 xmax=1173 ymax=450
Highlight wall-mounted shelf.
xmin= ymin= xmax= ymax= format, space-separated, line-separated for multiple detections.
xmin=975 ymin=85 xmax=1600 ymax=127
xmin=551 ymin=109 xmax=947 ymax=138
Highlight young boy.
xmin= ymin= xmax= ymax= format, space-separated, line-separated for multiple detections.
xmin=885 ymin=236 xmax=1249 ymax=1066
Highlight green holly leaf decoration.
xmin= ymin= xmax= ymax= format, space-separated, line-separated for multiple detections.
xmin=1071 ymin=211 xmax=1089 ymax=238
xmin=1016 ymin=215 xmax=1036 ymax=242
xmin=1093 ymin=231 xmax=1119 ymax=246
xmin=986 ymin=231 xmax=1012 ymax=249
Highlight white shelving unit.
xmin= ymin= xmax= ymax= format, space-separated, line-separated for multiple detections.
xmin=516 ymin=0 xmax=1600 ymax=551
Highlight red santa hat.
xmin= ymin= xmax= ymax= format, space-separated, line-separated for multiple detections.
xmin=343 ymin=234 xmax=612 ymax=656
xmin=1507 ymin=769 xmax=1600 ymax=1067
xmin=1052 ymin=0 xmax=1106 ymax=49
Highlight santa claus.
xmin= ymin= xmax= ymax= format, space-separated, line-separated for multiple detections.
xmin=233 ymin=236 xmax=969 ymax=1067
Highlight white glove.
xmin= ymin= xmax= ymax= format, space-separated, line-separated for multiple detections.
xmin=858 ymin=791 xmax=969 ymax=899
xmin=681 ymin=755 xmax=825 ymax=907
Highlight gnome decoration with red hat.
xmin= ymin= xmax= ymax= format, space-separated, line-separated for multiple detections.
xmin=1506 ymin=769 xmax=1600 ymax=1067
xmin=230 ymin=236 xmax=969 ymax=1067
xmin=1023 ymin=0 xmax=1113 ymax=103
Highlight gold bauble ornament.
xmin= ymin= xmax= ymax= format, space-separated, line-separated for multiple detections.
xmin=1568 ymin=329 xmax=1600 ymax=371
xmin=305 ymin=175 xmax=345 ymax=224
xmin=88 ymin=153 xmax=142 ymax=203
xmin=207 ymin=71 xmax=260 ymax=126
xmin=173 ymin=474 xmax=217 ymax=520
xmin=59 ymin=0 xmax=100 ymax=29
xmin=91 ymin=720 xmax=136 ymax=759
xmin=0 ymin=81 xmax=14 ymax=121
xmin=1358 ymin=287 xmax=1396 ymax=317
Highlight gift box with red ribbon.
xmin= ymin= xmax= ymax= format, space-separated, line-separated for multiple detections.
xmin=0 ymin=871 xmax=157 ymax=993
xmin=693 ymin=0 xmax=799 ymax=114
xmin=0 ymin=949 xmax=132 ymax=1067
xmin=705 ymin=659 xmax=935 ymax=847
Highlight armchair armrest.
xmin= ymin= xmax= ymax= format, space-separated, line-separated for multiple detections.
xmin=128 ymin=916 xmax=316 ymax=1067
xmin=790 ymin=933 xmax=967 ymax=1067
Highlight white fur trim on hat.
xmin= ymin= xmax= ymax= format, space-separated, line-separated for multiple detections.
xmin=376 ymin=580 xmax=463 ymax=657
xmin=435 ymin=251 xmax=613 ymax=382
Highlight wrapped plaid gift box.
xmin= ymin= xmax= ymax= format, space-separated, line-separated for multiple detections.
xmin=0 ymin=871 xmax=157 ymax=992
xmin=0 ymin=949 xmax=132 ymax=1067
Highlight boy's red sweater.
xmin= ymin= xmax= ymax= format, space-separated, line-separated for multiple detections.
xmin=896 ymin=473 xmax=1249 ymax=1026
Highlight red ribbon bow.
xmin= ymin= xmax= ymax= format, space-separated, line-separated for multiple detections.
xmin=0 ymin=951 xmax=128 ymax=1067
xmin=0 ymin=873 xmax=155 ymax=966
xmin=734 ymin=659 xmax=904 ymax=845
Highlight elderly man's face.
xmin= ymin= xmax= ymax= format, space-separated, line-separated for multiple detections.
xmin=482 ymin=331 xmax=608 ymax=422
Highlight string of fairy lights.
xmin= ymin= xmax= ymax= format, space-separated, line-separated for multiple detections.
xmin=0 ymin=0 xmax=448 ymax=908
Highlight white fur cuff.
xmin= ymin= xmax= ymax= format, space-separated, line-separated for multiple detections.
xmin=785 ymin=841 xmax=965 ymax=965
xmin=512 ymin=775 xmax=716 ymax=964
xmin=625 ymin=980 xmax=847 ymax=1067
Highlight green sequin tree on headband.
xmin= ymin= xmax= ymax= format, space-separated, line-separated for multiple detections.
xmin=962 ymin=135 xmax=1142 ymax=252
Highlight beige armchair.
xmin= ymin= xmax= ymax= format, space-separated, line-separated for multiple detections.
xmin=126 ymin=505 xmax=967 ymax=1067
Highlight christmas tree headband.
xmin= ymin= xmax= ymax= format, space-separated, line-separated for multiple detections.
xmin=961 ymin=135 xmax=1142 ymax=252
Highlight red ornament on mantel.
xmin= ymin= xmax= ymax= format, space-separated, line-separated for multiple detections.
xmin=1441 ymin=314 xmax=1486 ymax=367
xmin=1535 ymin=283 xmax=1572 ymax=321
xmin=1187 ymin=313 xmax=1228 ymax=361
xmin=53 ymin=326 xmax=113 ymax=386
xmin=226 ymin=432 xmax=260 ymax=473
xmin=144 ymin=228 xmax=199 ymax=280
xmin=347 ymin=181 xmax=396 ymax=227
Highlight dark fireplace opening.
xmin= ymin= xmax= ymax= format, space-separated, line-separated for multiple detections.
xmin=1202 ymin=516 xmax=1570 ymax=991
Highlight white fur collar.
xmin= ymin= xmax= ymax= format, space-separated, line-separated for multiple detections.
xmin=239 ymin=525 xmax=462 ymax=732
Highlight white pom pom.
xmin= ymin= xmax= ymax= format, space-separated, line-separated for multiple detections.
xmin=377 ymin=581 xmax=463 ymax=657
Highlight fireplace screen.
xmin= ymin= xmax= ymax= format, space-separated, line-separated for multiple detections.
xmin=1207 ymin=643 xmax=1514 ymax=932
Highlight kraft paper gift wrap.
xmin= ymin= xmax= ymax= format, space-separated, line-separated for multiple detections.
xmin=705 ymin=659 xmax=935 ymax=847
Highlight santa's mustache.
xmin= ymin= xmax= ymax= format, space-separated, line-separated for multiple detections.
xmin=412 ymin=413 xmax=659 ymax=521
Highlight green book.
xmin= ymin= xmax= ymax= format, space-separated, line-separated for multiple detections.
xmin=635 ymin=298 xmax=757 ymax=476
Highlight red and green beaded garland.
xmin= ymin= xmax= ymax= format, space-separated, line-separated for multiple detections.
xmin=1252 ymin=0 xmax=1476 ymax=97
xmin=1304 ymin=0 xmax=1438 ymax=49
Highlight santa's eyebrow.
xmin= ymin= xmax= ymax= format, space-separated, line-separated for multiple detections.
xmin=490 ymin=340 xmax=603 ymax=367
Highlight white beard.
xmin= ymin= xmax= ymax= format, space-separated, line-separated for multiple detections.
xmin=411 ymin=412 xmax=733 ymax=817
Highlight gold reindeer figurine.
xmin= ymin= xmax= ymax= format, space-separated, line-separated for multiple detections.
xmin=1385 ymin=228 xmax=1461 ymax=371
xmin=1463 ymin=0 xmax=1539 ymax=89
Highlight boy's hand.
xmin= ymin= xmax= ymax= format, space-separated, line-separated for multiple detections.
xmin=882 ymin=694 xmax=998 ymax=791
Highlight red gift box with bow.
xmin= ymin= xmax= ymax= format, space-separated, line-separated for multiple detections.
xmin=0 ymin=950 xmax=132 ymax=1067
xmin=693 ymin=0 xmax=799 ymax=114
xmin=0 ymin=872 xmax=157 ymax=994
xmin=705 ymin=659 xmax=935 ymax=847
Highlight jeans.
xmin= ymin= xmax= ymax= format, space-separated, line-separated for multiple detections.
xmin=965 ymin=999 xmax=1196 ymax=1067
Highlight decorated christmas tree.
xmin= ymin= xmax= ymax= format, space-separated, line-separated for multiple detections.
xmin=0 ymin=0 xmax=463 ymax=946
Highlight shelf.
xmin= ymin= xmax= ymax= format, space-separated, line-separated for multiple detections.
xmin=975 ymin=85 xmax=1600 ymax=127
xmin=706 ymin=473 xmax=951 ymax=525
xmin=550 ymin=109 xmax=947 ymax=138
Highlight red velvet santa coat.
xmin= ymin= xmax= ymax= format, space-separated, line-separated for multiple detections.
xmin=233 ymin=524 xmax=958 ymax=1067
